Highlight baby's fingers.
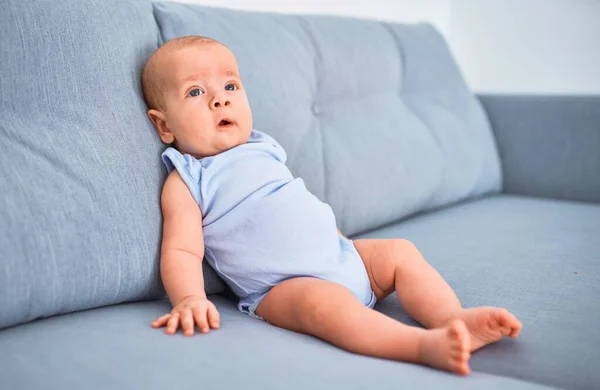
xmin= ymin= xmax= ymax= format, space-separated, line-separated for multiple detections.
xmin=165 ymin=312 xmax=180 ymax=335
xmin=152 ymin=314 xmax=171 ymax=328
xmin=207 ymin=305 xmax=220 ymax=329
xmin=192 ymin=307 xmax=210 ymax=333
xmin=180 ymin=309 xmax=195 ymax=337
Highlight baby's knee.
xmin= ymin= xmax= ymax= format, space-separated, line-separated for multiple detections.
xmin=390 ymin=238 xmax=419 ymax=255
xmin=387 ymin=239 xmax=425 ymax=268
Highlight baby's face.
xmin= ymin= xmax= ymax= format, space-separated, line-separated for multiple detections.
xmin=154 ymin=43 xmax=252 ymax=158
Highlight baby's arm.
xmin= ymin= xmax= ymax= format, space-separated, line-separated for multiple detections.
xmin=151 ymin=170 xmax=220 ymax=336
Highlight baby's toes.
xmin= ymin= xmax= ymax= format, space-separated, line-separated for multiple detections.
xmin=496 ymin=309 xmax=522 ymax=337
xmin=450 ymin=351 xmax=471 ymax=376
xmin=509 ymin=327 xmax=521 ymax=338
xmin=444 ymin=321 xmax=471 ymax=375
xmin=450 ymin=347 xmax=471 ymax=363
xmin=453 ymin=360 xmax=471 ymax=376
xmin=448 ymin=320 xmax=471 ymax=352
xmin=507 ymin=317 xmax=523 ymax=338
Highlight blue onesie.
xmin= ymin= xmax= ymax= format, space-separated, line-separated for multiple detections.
xmin=161 ymin=130 xmax=376 ymax=319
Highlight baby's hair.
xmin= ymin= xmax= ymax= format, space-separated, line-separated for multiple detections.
xmin=141 ymin=35 xmax=222 ymax=111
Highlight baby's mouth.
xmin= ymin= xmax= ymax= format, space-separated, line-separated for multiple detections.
xmin=217 ymin=118 xmax=235 ymax=128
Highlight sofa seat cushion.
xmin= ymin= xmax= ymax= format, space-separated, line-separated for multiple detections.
xmin=0 ymin=297 xmax=553 ymax=390
xmin=357 ymin=194 xmax=600 ymax=390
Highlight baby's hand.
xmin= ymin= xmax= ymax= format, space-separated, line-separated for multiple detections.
xmin=152 ymin=295 xmax=220 ymax=336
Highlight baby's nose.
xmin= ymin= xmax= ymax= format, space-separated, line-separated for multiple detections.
xmin=211 ymin=95 xmax=231 ymax=109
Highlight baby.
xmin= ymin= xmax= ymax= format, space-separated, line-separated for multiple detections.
xmin=142 ymin=36 xmax=522 ymax=375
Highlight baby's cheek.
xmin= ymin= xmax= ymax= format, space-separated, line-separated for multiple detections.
xmin=184 ymin=111 xmax=210 ymax=131
xmin=241 ymin=103 xmax=253 ymax=129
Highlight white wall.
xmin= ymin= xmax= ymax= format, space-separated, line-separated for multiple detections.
xmin=173 ymin=0 xmax=600 ymax=94
xmin=174 ymin=0 xmax=451 ymax=36
xmin=448 ymin=0 xmax=600 ymax=94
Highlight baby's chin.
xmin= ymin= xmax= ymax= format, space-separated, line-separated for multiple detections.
xmin=198 ymin=137 xmax=251 ymax=158
xmin=219 ymin=126 xmax=252 ymax=149
xmin=177 ymin=127 xmax=252 ymax=158
xmin=216 ymin=139 xmax=248 ymax=154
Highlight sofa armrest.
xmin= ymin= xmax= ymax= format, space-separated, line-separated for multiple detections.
xmin=478 ymin=94 xmax=600 ymax=203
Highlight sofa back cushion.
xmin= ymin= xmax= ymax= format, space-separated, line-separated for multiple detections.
xmin=154 ymin=2 xmax=502 ymax=236
xmin=0 ymin=0 xmax=227 ymax=329
xmin=0 ymin=0 xmax=502 ymax=329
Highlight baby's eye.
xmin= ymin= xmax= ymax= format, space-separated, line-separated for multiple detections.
xmin=188 ymin=88 xmax=203 ymax=97
xmin=225 ymin=83 xmax=237 ymax=92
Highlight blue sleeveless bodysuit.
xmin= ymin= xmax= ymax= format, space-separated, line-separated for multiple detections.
xmin=161 ymin=130 xmax=376 ymax=319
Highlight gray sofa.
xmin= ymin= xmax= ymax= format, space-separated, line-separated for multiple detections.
xmin=1 ymin=1 xmax=598 ymax=389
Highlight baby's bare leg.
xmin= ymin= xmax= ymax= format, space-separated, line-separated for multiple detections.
xmin=255 ymin=277 xmax=472 ymax=375
xmin=354 ymin=239 xmax=462 ymax=328
xmin=354 ymin=239 xmax=522 ymax=351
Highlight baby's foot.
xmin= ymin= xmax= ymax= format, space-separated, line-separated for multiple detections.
xmin=418 ymin=320 xmax=471 ymax=375
xmin=454 ymin=307 xmax=523 ymax=352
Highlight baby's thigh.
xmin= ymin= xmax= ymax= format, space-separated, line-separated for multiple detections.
xmin=255 ymin=277 xmax=322 ymax=329
xmin=255 ymin=276 xmax=371 ymax=338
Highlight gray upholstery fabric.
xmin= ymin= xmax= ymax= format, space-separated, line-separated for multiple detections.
xmin=0 ymin=0 xmax=225 ymax=329
xmin=1 ymin=1 xmax=596 ymax=389
xmin=479 ymin=95 xmax=600 ymax=204
xmin=0 ymin=297 xmax=555 ymax=390
xmin=153 ymin=2 xmax=502 ymax=236
xmin=357 ymin=194 xmax=600 ymax=390
xmin=0 ymin=194 xmax=593 ymax=389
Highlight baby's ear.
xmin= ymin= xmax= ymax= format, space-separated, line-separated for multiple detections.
xmin=148 ymin=109 xmax=175 ymax=144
